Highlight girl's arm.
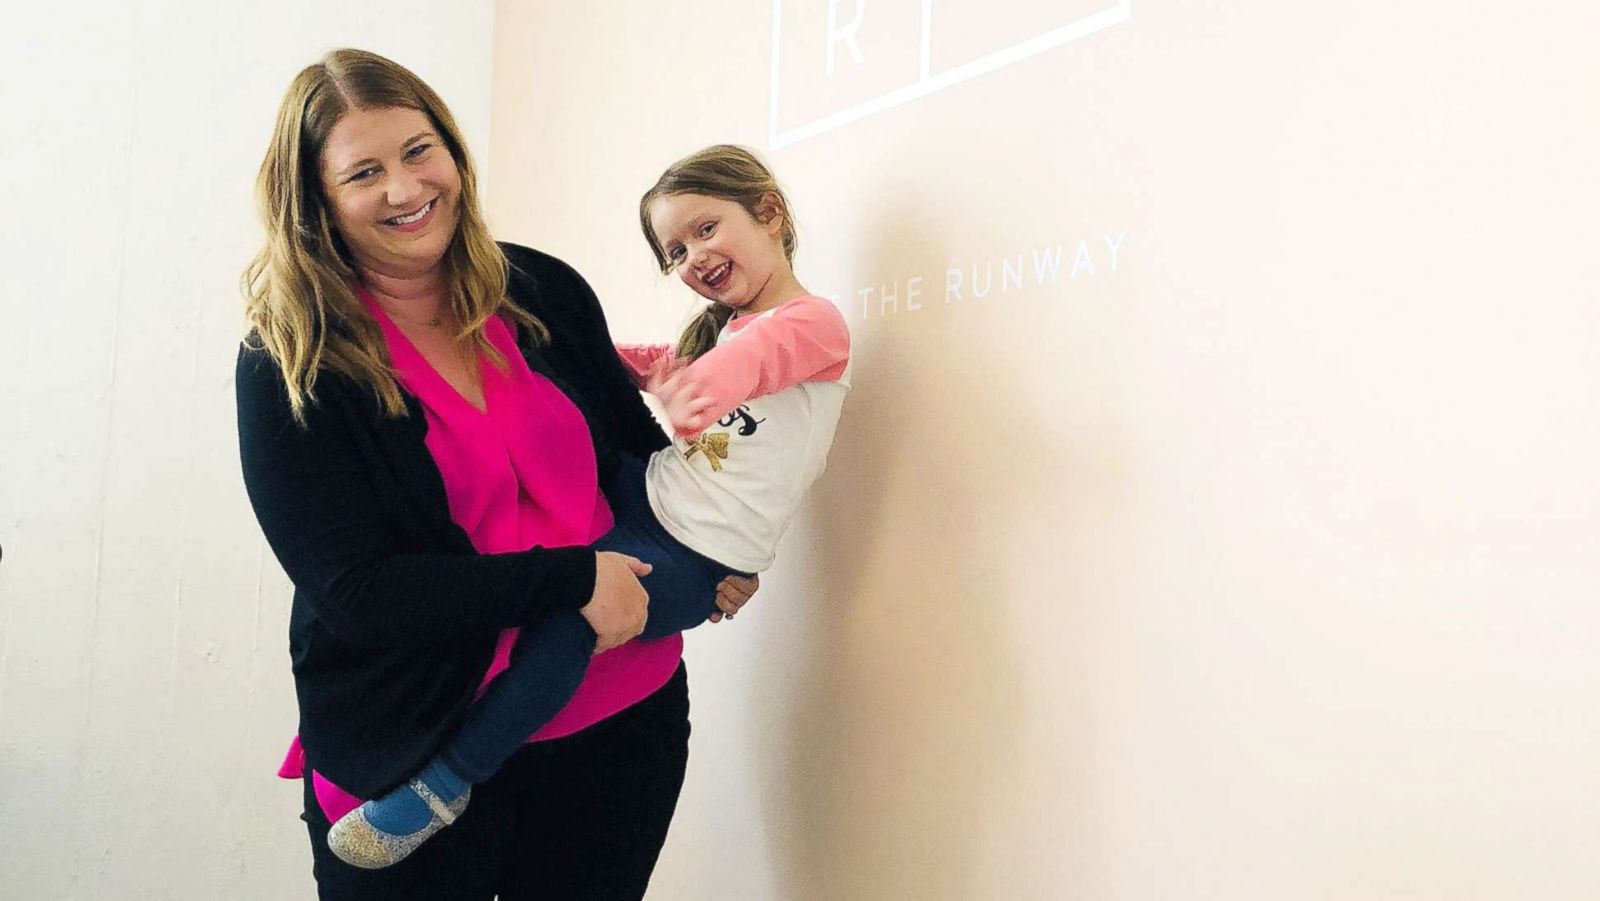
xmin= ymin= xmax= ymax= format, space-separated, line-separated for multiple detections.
xmin=614 ymin=343 xmax=676 ymax=388
xmin=654 ymin=295 xmax=850 ymax=436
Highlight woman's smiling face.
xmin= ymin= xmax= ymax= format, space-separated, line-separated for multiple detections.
xmin=320 ymin=105 xmax=462 ymax=276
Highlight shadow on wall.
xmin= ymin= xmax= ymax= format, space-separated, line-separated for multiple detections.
xmin=748 ymin=194 xmax=1097 ymax=900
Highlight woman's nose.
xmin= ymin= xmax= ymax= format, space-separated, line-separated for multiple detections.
xmin=386 ymin=171 xmax=422 ymax=208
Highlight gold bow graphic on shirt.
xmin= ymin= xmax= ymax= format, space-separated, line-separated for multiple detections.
xmin=683 ymin=432 xmax=731 ymax=472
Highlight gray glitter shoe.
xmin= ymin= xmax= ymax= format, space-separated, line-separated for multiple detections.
xmin=325 ymin=781 xmax=471 ymax=869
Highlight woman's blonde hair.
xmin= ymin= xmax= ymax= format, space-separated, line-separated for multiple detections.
xmin=638 ymin=145 xmax=798 ymax=361
xmin=242 ymin=48 xmax=545 ymax=422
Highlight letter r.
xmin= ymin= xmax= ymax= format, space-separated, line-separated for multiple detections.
xmin=827 ymin=0 xmax=866 ymax=76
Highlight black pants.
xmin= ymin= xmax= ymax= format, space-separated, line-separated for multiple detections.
xmin=302 ymin=663 xmax=691 ymax=900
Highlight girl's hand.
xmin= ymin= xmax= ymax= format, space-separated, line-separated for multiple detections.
xmin=709 ymin=573 xmax=759 ymax=623
xmin=641 ymin=354 xmax=682 ymax=398
xmin=654 ymin=368 xmax=719 ymax=437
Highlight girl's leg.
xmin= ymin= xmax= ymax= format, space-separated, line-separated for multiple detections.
xmin=303 ymin=770 xmax=509 ymax=899
xmin=597 ymin=515 xmax=728 ymax=640
xmin=597 ymin=453 xmax=736 ymax=640
xmin=441 ymin=450 xmax=726 ymax=781
xmin=324 ymin=610 xmax=592 ymax=869
xmin=439 ymin=612 xmax=592 ymax=783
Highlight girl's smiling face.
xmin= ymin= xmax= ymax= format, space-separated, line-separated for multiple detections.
xmin=649 ymin=193 xmax=791 ymax=316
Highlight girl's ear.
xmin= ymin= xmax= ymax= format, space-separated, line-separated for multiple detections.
xmin=755 ymin=192 xmax=786 ymax=235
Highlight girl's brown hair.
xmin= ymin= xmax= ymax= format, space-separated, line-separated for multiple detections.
xmin=638 ymin=145 xmax=798 ymax=361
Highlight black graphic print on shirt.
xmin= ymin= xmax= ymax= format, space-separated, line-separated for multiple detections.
xmin=719 ymin=405 xmax=765 ymax=436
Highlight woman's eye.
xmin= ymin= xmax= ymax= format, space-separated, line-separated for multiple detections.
xmin=350 ymin=168 xmax=378 ymax=182
xmin=407 ymin=144 xmax=431 ymax=159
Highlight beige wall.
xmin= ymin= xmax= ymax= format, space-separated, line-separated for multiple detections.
xmin=491 ymin=2 xmax=1600 ymax=899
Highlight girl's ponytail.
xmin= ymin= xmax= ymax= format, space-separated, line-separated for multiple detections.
xmin=676 ymin=302 xmax=736 ymax=362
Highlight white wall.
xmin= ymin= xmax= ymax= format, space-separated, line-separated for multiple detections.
xmin=0 ymin=3 xmax=495 ymax=898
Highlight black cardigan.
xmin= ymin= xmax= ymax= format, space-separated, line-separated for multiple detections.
xmin=235 ymin=243 xmax=669 ymax=797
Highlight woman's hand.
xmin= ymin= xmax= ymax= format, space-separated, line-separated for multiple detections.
xmin=582 ymin=552 xmax=653 ymax=653
xmin=709 ymin=573 xmax=759 ymax=623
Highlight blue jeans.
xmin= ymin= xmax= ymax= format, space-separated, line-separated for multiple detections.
xmin=440 ymin=454 xmax=740 ymax=783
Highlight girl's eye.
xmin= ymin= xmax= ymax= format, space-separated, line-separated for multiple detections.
xmin=668 ymin=246 xmax=685 ymax=261
xmin=698 ymin=221 xmax=716 ymax=238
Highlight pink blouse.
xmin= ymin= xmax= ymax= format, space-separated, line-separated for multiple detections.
xmin=280 ymin=295 xmax=683 ymax=820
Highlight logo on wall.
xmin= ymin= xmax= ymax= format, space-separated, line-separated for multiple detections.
xmin=769 ymin=0 xmax=1134 ymax=148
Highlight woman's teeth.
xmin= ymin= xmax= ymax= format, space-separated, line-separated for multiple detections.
xmin=386 ymin=200 xmax=434 ymax=225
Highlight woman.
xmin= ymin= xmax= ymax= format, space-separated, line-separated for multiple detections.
xmin=236 ymin=48 xmax=755 ymax=899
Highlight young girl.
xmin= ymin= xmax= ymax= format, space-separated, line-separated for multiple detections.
xmin=328 ymin=145 xmax=852 ymax=868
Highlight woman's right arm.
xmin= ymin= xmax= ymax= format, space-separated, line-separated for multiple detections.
xmin=236 ymin=346 xmax=599 ymax=650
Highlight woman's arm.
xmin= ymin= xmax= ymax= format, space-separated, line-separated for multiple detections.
xmin=235 ymin=347 xmax=598 ymax=650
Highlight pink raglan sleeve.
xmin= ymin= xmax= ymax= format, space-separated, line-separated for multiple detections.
xmin=677 ymin=296 xmax=850 ymax=423
xmin=614 ymin=343 xmax=676 ymax=388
